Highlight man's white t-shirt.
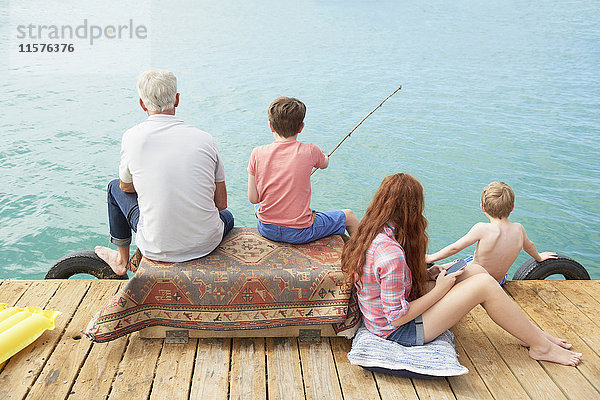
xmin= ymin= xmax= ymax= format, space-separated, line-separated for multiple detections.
xmin=119 ymin=114 xmax=225 ymax=262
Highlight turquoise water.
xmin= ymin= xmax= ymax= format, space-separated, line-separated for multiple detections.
xmin=1 ymin=1 xmax=599 ymax=280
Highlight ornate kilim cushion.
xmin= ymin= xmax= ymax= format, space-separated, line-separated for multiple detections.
xmin=85 ymin=228 xmax=360 ymax=342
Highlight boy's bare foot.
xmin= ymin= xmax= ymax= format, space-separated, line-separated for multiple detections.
xmin=95 ymin=246 xmax=127 ymax=276
xmin=529 ymin=341 xmax=582 ymax=366
xmin=520 ymin=330 xmax=572 ymax=349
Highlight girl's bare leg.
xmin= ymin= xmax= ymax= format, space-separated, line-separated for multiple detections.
xmin=453 ymin=262 xmax=487 ymax=283
xmin=421 ymin=273 xmax=582 ymax=366
xmin=520 ymin=326 xmax=573 ymax=349
xmin=454 ymin=264 xmax=572 ymax=349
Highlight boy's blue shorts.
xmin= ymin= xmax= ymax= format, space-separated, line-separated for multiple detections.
xmin=256 ymin=209 xmax=346 ymax=244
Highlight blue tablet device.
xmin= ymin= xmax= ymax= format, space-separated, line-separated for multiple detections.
xmin=446 ymin=259 xmax=467 ymax=275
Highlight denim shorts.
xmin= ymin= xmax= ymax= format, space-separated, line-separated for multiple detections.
xmin=256 ymin=209 xmax=346 ymax=244
xmin=385 ymin=315 xmax=424 ymax=346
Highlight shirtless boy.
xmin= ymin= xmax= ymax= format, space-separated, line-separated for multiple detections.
xmin=426 ymin=181 xmax=558 ymax=284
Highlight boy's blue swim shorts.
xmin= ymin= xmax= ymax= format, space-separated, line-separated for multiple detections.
xmin=256 ymin=209 xmax=346 ymax=244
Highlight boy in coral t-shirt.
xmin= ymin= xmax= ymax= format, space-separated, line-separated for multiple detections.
xmin=247 ymin=96 xmax=359 ymax=244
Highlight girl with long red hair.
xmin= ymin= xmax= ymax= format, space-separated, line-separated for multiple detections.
xmin=342 ymin=173 xmax=581 ymax=366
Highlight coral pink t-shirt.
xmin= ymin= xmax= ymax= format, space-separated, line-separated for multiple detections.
xmin=248 ymin=140 xmax=326 ymax=228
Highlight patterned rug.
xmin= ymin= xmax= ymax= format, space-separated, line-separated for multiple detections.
xmin=86 ymin=228 xmax=360 ymax=342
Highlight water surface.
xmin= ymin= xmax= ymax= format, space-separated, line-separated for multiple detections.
xmin=0 ymin=1 xmax=598 ymax=279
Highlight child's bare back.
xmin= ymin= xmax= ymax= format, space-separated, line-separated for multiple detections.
xmin=471 ymin=221 xmax=526 ymax=281
xmin=426 ymin=181 xmax=557 ymax=283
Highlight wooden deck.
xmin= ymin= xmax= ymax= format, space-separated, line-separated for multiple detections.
xmin=0 ymin=279 xmax=599 ymax=400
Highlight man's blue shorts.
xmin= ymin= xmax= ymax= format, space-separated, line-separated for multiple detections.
xmin=256 ymin=209 xmax=346 ymax=244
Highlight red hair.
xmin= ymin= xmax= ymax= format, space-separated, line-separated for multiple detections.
xmin=341 ymin=173 xmax=429 ymax=299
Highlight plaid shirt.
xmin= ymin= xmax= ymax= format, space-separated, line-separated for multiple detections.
xmin=356 ymin=225 xmax=412 ymax=338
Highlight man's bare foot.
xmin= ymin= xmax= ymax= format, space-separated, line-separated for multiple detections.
xmin=529 ymin=341 xmax=582 ymax=366
xmin=520 ymin=330 xmax=572 ymax=349
xmin=95 ymin=246 xmax=127 ymax=276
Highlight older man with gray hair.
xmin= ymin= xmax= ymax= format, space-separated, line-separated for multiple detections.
xmin=95 ymin=69 xmax=234 ymax=275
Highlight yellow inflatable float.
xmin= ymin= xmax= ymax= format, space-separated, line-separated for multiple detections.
xmin=0 ymin=303 xmax=61 ymax=365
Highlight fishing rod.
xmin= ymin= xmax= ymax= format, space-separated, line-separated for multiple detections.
xmin=311 ymin=85 xmax=402 ymax=176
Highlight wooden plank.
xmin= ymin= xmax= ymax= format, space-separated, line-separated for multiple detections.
xmin=28 ymin=280 xmax=122 ymax=400
xmin=64 ymin=281 xmax=127 ymax=400
xmin=447 ymin=339 xmax=493 ymax=400
xmin=298 ymin=339 xmax=343 ymax=400
xmin=567 ymin=280 xmax=600 ymax=303
xmin=67 ymin=336 xmax=129 ymax=400
xmin=506 ymin=282 xmax=600 ymax=394
xmin=512 ymin=282 xmax=600 ymax=357
xmin=372 ymin=372 xmax=418 ymax=400
xmin=413 ymin=377 xmax=456 ymax=400
xmin=14 ymin=280 xmax=61 ymax=307
xmin=0 ymin=280 xmax=34 ymax=305
xmin=469 ymin=302 xmax=567 ymax=399
xmin=0 ymin=280 xmax=88 ymax=400
xmin=329 ymin=337 xmax=379 ymax=400
xmin=149 ymin=339 xmax=198 ymax=400
xmin=577 ymin=280 xmax=600 ymax=302
xmin=1 ymin=279 xmax=597 ymax=400
xmin=266 ymin=337 xmax=305 ymax=400
xmin=230 ymin=338 xmax=266 ymax=400
xmin=107 ymin=333 xmax=164 ymax=400
xmin=189 ymin=338 xmax=231 ymax=400
xmin=553 ymin=281 xmax=600 ymax=327
xmin=450 ymin=311 xmax=530 ymax=399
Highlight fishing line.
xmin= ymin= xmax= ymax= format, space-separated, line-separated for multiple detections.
xmin=311 ymin=85 xmax=402 ymax=176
